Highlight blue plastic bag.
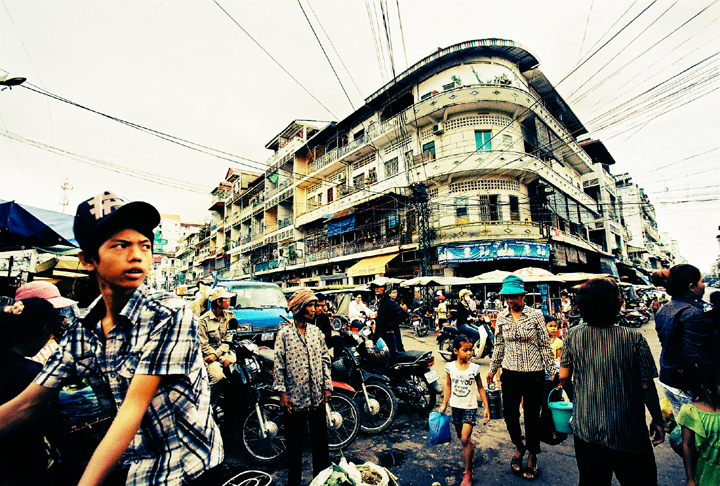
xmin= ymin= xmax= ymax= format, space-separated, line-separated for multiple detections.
xmin=428 ymin=411 xmax=451 ymax=446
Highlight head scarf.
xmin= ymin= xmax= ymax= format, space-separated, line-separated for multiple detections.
xmin=288 ymin=289 xmax=317 ymax=316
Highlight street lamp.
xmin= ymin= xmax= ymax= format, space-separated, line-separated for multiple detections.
xmin=0 ymin=74 xmax=26 ymax=90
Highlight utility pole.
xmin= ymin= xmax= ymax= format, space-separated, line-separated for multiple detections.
xmin=411 ymin=183 xmax=432 ymax=308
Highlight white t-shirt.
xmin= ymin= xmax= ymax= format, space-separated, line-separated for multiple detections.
xmin=445 ymin=361 xmax=481 ymax=409
xmin=349 ymin=300 xmax=372 ymax=320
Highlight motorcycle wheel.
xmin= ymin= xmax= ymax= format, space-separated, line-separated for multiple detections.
xmin=438 ymin=337 xmax=454 ymax=362
xmin=405 ymin=374 xmax=436 ymax=414
xmin=326 ymin=393 xmax=360 ymax=450
xmin=236 ymin=401 xmax=286 ymax=464
xmin=332 ymin=317 xmax=344 ymax=331
xmin=358 ymin=382 xmax=398 ymax=435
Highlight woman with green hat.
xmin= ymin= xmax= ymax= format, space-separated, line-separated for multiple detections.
xmin=486 ymin=274 xmax=556 ymax=481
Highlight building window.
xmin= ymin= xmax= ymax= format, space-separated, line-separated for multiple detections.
xmin=327 ymin=187 xmax=334 ymax=203
xmin=479 ymin=195 xmax=499 ymax=221
xmin=475 ymin=130 xmax=491 ymax=151
xmin=455 ymin=197 xmax=468 ymax=224
xmin=423 ymin=141 xmax=436 ymax=157
xmin=385 ymin=157 xmax=399 ymax=177
xmin=404 ymin=150 xmax=414 ymax=170
xmin=367 ymin=168 xmax=377 ymax=184
xmin=509 ymin=195 xmax=520 ymax=221
xmin=353 ymin=173 xmax=365 ymax=190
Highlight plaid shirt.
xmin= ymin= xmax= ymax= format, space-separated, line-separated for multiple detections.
xmin=489 ymin=305 xmax=556 ymax=376
xmin=35 ymin=286 xmax=223 ymax=485
xmin=273 ymin=323 xmax=332 ymax=410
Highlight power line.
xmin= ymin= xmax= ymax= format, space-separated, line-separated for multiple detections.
xmin=296 ymin=0 xmax=355 ymax=110
xmin=212 ymin=0 xmax=338 ymax=119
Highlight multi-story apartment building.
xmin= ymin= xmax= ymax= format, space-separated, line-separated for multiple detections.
xmin=615 ymin=173 xmax=670 ymax=271
xmin=200 ymin=39 xmax=634 ymax=289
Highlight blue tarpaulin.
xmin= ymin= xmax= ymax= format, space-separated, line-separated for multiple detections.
xmin=327 ymin=215 xmax=355 ymax=237
xmin=0 ymin=199 xmax=77 ymax=249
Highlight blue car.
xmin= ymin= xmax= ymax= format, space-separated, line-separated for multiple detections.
xmin=214 ymin=280 xmax=292 ymax=343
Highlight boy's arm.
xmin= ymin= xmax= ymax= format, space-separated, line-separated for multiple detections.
xmin=0 ymin=383 xmax=56 ymax=438
xmin=438 ymin=370 xmax=451 ymax=413
xmin=641 ymin=379 xmax=665 ymax=446
xmin=78 ymin=374 xmax=162 ymax=486
xmin=681 ymin=425 xmax=698 ymax=486
xmin=475 ymin=375 xmax=490 ymax=423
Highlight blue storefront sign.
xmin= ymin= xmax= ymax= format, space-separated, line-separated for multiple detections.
xmin=437 ymin=240 xmax=550 ymax=264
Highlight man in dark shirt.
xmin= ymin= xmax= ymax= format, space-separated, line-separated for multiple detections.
xmin=561 ymin=278 xmax=665 ymax=485
xmin=371 ymin=278 xmax=408 ymax=356
xmin=315 ymin=293 xmax=344 ymax=358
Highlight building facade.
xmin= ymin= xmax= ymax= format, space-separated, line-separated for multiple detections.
xmin=187 ymin=39 xmax=654 ymax=289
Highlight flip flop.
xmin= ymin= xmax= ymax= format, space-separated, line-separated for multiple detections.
xmin=510 ymin=453 xmax=524 ymax=475
xmin=523 ymin=466 xmax=541 ymax=481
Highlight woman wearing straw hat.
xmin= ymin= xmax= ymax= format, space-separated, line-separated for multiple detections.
xmin=487 ymin=274 xmax=556 ymax=481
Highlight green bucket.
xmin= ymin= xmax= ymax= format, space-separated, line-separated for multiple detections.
xmin=548 ymin=387 xmax=573 ymax=434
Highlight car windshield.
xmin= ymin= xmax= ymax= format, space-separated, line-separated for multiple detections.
xmin=226 ymin=284 xmax=288 ymax=310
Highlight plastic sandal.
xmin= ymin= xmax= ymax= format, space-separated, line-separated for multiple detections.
xmin=523 ymin=466 xmax=541 ymax=481
xmin=460 ymin=471 xmax=473 ymax=486
xmin=510 ymin=453 xmax=524 ymax=475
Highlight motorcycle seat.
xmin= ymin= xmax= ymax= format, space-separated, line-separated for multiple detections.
xmin=442 ymin=326 xmax=460 ymax=333
xmin=389 ymin=350 xmax=427 ymax=364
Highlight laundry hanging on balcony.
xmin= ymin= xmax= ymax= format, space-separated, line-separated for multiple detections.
xmin=327 ymin=215 xmax=355 ymax=237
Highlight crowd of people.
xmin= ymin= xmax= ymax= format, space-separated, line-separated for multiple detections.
xmin=0 ymin=189 xmax=718 ymax=486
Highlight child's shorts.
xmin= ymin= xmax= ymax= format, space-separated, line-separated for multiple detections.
xmin=451 ymin=407 xmax=477 ymax=426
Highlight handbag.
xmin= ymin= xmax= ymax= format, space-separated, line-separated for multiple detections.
xmin=428 ymin=411 xmax=451 ymax=446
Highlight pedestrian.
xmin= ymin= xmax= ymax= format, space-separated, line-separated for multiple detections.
xmin=546 ymin=315 xmax=562 ymax=361
xmin=438 ymin=335 xmax=490 ymax=486
xmin=273 ymin=289 xmax=332 ymax=486
xmin=315 ymin=292 xmax=344 ymax=358
xmin=651 ymin=296 xmax=662 ymax=315
xmin=198 ymin=288 xmax=236 ymax=404
xmin=437 ymin=295 xmax=448 ymax=329
xmin=371 ymin=278 xmax=408 ymax=356
xmin=540 ymin=313 xmax=564 ymax=444
xmin=676 ymin=360 xmax=720 ymax=486
xmin=560 ymin=278 xmax=665 ymax=486
xmin=0 ymin=298 xmax=63 ymax=485
xmin=0 ymin=191 xmax=223 ymax=485
xmin=651 ymin=264 xmax=718 ymax=416
xmin=13 ymin=280 xmax=79 ymax=365
xmin=487 ymin=274 xmax=556 ymax=481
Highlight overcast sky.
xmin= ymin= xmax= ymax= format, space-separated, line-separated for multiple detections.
xmin=2 ymin=0 xmax=719 ymax=271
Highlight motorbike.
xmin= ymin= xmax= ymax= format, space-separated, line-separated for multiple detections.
xmin=331 ymin=329 xmax=398 ymax=435
xmin=617 ymin=308 xmax=649 ymax=328
xmin=215 ymin=333 xmax=361 ymax=462
xmin=357 ymin=328 xmax=442 ymax=413
xmin=437 ymin=315 xmax=494 ymax=363
xmin=409 ymin=307 xmax=432 ymax=337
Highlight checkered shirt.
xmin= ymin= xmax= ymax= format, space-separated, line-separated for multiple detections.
xmin=35 ymin=286 xmax=223 ymax=485
xmin=489 ymin=305 xmax=556 ymax=376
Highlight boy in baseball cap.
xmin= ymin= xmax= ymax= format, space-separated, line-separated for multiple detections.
xmin=0 ymin=191 xmax=223 ymax=485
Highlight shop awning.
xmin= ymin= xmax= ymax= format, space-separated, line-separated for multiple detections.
xmin=347 ymin=253 xmax=398 ymax=277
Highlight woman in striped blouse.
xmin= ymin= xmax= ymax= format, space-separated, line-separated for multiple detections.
xmin=487 ymin=274 xmax=556 ymax=481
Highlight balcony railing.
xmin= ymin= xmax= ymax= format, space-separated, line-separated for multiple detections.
xmin=278 ymin=218 xmax=293 ymax=229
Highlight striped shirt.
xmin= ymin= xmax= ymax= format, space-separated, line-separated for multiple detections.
xmin=35 ymin=286 xmax=223 ymax=485
xmin=489 ymin=306 xmax=555 ymax=376
xmin=561 ymin=323 xmax=658 ymax=453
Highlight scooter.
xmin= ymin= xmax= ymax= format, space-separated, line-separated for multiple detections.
xmin=409 ymin=307 xmax=432 ymax=337
xmin=437 ymin=316 xmax=494 ymax=363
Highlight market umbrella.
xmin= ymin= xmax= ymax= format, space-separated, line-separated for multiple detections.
xmin=513 ymin=267 xmax=554 ymax=278
xmin=471 ymin=270 xmax=512 ymax=281
xmin=556 ymin=272 xmax=613 ymax=283
xmin=400 ymin=276 xmax=475 ymax=287
xmin=0 ymin=199 xmax=77 ymax=249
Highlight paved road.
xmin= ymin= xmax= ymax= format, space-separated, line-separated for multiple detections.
xmin=220 ymin=320 xmax=686 ymax=485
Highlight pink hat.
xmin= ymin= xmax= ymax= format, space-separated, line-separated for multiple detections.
xmin=15 ymin=281 xmax=78 ymax=309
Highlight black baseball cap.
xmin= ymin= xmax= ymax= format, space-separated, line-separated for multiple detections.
xmin=73 ymin=191 xmax=161 ymax=250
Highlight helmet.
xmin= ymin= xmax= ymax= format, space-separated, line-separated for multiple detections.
xmin=370 ymin=276 xmax=393 ymax=293
xmin=459 ymin=289 xmax=472 ymax=299
xmin=436 ymin=290 xmax=443 ymax=296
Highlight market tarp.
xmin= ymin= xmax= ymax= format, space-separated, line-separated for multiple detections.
xmin=327 ymin=215 xmax=355 ymax=237
xmin=0 ymin=199 xmax=77 ymax=249
xmin=400 ymin=276 xmax=475 ymax=287
xmin=347 ymin=253 xmax=398 ymax=277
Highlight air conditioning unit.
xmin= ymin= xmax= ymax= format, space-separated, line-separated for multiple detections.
xmin=432 ymin=122 xmax=445 ymax=135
